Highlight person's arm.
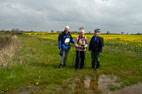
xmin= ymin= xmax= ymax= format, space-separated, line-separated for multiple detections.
xmin=98 ymin=37 xmax=104 ymax=53
xmin=58 ymin=34 xmax=62 ymax=49
xmin=89 ymin=37 xmax=93 ymax=51
xmin=84 ymin=37 xmax=88 ymax=48
xmin=75 ymin=37 xmax=80 ymax=48
xmin=70 ymin=34 xmax=75 ymax=44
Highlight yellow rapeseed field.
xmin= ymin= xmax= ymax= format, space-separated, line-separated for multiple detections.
xmin=24 ymin=32 xmax=142 ymax=53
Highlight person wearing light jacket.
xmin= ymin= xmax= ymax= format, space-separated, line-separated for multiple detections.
xmin=75 ymin=29 xmax=88 ymax=70
xmin=58 ymin=26 xmax=75 ymax=68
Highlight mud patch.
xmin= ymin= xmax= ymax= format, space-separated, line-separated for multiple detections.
xmin=15 ymin=86 xmax=40 ymax=94
xmin=110 ymin=83 xmax=142 ymax=94
xmin=3 ymin=86 xmax=41 ymax=94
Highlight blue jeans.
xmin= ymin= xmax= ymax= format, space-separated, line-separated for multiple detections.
xmin=91 ymin=51 xmax=100 ymax=69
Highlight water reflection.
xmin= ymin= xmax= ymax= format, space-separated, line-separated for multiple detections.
xmin=68 ymin=73 xmax=120 ymax=94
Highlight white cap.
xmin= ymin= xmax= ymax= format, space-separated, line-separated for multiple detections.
xmin=65 ymin=26 xmax=70 ymax=29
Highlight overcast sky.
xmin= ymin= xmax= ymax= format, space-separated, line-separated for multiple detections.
xmin=0 ymin=0 xmax=142 ymax=33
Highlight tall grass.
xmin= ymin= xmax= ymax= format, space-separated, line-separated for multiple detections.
xmin=0 ymin=35 xmax=19 ymax=67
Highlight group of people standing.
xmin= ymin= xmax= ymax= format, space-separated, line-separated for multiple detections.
xmin=58 ymin=26 xmax=104 ymax=70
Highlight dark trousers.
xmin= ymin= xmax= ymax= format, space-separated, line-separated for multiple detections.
xmin=75 ymin=51 xmax=85 ymax=69
xmin=91 ymin=51 xmax=100 ymax=69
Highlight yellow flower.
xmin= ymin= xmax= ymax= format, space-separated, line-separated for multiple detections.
xmin=36 ymin=81 xmax=39 ymax=85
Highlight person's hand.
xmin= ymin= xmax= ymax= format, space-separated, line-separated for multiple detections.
xmin=78 ymin=45 xmax=82 ymax=48
xmin=99 ymin=51 xmax=102 ymax=53
xmin=82 ymin=46 xmax=85 ymax=50
xmin=81 ymin=45 xmax=85 ymax=49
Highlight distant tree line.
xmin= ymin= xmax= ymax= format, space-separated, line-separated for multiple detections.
xmin=0 ymin=29 xmax=142 ymax=35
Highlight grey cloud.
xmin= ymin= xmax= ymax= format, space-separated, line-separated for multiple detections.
xmin=0 ymin=0 xmax=142 ymax=33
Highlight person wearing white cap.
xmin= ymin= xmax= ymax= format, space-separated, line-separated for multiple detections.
xmin=74 ymin=29 xmax=88 ymax=70
xmin=58 ymin=26 xmax=75 ymax=68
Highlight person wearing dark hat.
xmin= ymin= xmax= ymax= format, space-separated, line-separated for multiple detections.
xmin=89 ymin=29 xmax=104 ymax=70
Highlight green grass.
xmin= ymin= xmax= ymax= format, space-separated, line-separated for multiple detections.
xmin=0 ymin=35 xmax=142 ymax=93
xmin=0 ymin=31 xmax=5 ymax=35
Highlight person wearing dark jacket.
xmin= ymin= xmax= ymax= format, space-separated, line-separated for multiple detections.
xmin=89 ymin=29 xmax=104 ymax=70
xmin=58 ymin=26 xmax=75 ymax=68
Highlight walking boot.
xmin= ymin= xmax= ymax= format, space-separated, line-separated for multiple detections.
xmin=58 ymin=64 xmax=62 ymax=68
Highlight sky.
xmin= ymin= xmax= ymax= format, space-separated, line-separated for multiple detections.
xmin=0 ymin=0 xmax=142 ymax=33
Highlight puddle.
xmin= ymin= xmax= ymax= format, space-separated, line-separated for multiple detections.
xmin=99 ymin=75 xmax=120 ymax=94
xmin=67 ymin=73 xmax=120 ymax=94
xmin=67 ymin=74 xmax=142 ymax=94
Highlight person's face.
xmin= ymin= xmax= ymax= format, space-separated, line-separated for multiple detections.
xmin=65 ymin=28 xmax=69 ymax=33
xmin=94 ymin=32 xmax=99 ymax=36
xmin=80 ymin=31 xmax=84 ymax=36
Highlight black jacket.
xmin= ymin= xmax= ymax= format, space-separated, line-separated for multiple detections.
xmin=89 ymin=36 xmax=104 ymax=52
